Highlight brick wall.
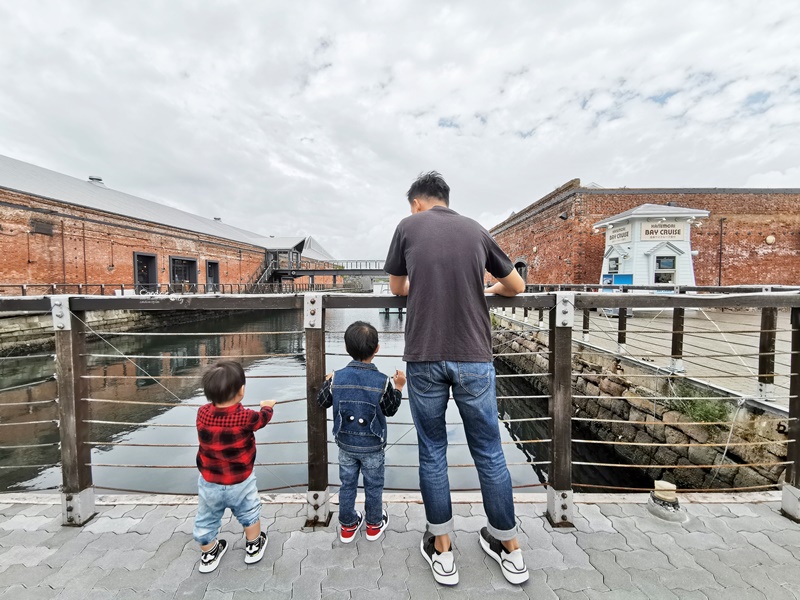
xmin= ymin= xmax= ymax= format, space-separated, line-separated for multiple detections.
xmin=0 ymin=188 xmax=267 ymax=290
xmin=492 ymin=183 xmax=800 ymax=285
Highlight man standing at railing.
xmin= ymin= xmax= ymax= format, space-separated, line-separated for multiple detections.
xmin=385 ymin=171 xmax=528 ymax=586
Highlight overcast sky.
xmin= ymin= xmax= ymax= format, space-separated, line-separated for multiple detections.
xmin=1 ymin=2 xmax=798 ymax=259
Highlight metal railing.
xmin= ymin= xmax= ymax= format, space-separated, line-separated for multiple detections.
xmin=0 ymin=288 xmax=797 ymax=528
xmin=0 ymin=281 xmax=359 ymax=297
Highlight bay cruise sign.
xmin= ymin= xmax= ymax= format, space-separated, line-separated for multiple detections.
xmin=595 ymin=204 xmax=708 ymax=286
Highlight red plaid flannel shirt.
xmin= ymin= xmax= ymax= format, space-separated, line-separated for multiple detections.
xmin=196 ymin=402 xmax=273 ymax=485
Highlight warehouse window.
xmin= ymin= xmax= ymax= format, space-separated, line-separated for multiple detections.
xmin=30 ymin=219 xmax=54 ymax=236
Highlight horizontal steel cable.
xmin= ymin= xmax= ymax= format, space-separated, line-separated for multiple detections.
xmin=572 ymin=460 xmax=791 ymax=469
xmin=0 ymin=377 xmax=56 ymax=393
xmin=90 ymin=330 xmax=304 ymax=336
xmin=0 ymin=464 xmax=58 ymax=469
xmin=81 ymin=374 xmax=304 ymax=379
xmin=0 ymin=420 xmax=58 ymax=427
xmin=0 ymin=442 xmax=59 ymax=449
xmin=572 ymin=394 xmax=792 ymax=401
xmin=83 ymin=418 xmax=306 ymax=427
xmin=82 ymin=397 xmax=306 ymax=407
xmin=572 ymin=439 xmax=791 ymax=447
xmin=89 ymin=461 xmax=309 ymax=468
xmin=91 ymin=483 xmax=308 ymax=494
xmin=0 ymin=354 xmax=54 ymax=361
xmin=0 ymin=399 xmax=58 ymax=407
xmin=86 ymin=440 xmax=306 ymax=447
xmin=330 ymin=461 xmax=550 ymax=467
xmin=83 ymin=353 xmax=304 ymax=359
xmin=572 ymin=482 xmax=780 ymax=493
xmin=325 ymin=439 xmax=551 ymax=446
xmin=573 ymin=416 xmax=795 ymax=426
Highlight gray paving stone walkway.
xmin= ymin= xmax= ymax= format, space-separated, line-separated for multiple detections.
xmin=1 ymin=495 xmax=800 ymax=599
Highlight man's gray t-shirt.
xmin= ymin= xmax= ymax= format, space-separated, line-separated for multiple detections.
xmin=384 ymin=206 xmax=514 ymax=363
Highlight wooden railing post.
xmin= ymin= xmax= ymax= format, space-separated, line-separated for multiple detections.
xmin=548 ymin=292 xmax=574 ymax=527
xmin=305 ymin=293 xmax=330 ymax=526
xmin=51 ymin=296 xmax=95 ymax=526
xmin=582 ymin=309 xmax=590 ymax=342
xmin=617 ymin=288 xmax=628 ymax=354
xmin=783 ymin=306 xmax=800 ymax=521
xmin=670 ymin=307 xmax=686 ymax=372
xmin=758 ymin=307 xmax=778 ymax=400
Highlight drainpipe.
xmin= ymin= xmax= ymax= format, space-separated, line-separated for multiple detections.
xmin=61 ymin=219 xmax=67 ymax=285
xmin=717 ymin=218 xmax=727 ymax=286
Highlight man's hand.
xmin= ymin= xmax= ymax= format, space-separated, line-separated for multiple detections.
xmin=393 ymin=369 xmax=406 ymax=391
xmin=324 ymin=371 xmax=333 ymax=381
xmin=485 ymin=269 xmax=525 ymax=297
xmin=260 ymin=400 xmax=277 ymax=408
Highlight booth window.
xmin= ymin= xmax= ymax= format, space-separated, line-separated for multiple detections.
xmin=608 ymin=257 xmax=619 ymax=273
xmin=654 ymin=255 xmax=676 ymax=283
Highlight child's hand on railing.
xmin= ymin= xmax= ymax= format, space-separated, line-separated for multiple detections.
xmin=393 ymin=370 xmax=406 ymax=391
xmin=260 ymin=400 xmax=277 ymax=409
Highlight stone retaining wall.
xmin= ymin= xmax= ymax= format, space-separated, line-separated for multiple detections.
xmin=492 ymin=313 xmax=790 ymax=490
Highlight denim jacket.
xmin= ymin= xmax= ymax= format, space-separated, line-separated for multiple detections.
xmin=331 ymin=361 xmax=390 ymax=454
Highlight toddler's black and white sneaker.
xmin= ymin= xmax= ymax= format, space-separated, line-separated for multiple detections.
xmin=244 ymin=532 xmax=267 ymax=564
xmin=199 ymin=539 xmax=227 ymax=573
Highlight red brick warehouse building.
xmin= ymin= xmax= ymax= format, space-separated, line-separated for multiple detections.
xmin=0 ymin=154 xmax=335 ymax=294
xmin=490 ymin=179 xmax=800 ymax=286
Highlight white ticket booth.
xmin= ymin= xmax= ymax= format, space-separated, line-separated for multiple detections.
xmin=593 ymin=204 xmax=709 ymax=287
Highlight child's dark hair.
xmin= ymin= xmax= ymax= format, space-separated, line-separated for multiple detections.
xmin=202 ymin=360 xmax=246 ymax=405
xmin=344 ymin=321 xmax=379 ymax=361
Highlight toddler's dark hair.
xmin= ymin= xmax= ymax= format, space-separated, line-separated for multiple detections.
xmin=202 ymin=360 xmax=246 ymax=405
xmin=344 ymin=321 xmax=379 ymax=361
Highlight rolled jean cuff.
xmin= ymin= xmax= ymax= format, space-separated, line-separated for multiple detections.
xmin=426 ymin=517 xmax=454 ymax=537
xmin=487 ymin=520 xmax=518 ymax=542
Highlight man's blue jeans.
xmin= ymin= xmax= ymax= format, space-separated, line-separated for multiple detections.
xmin=407 ymin=361 xmax=517 ymax=541
xmin=338 ymin=448 xmax=385 ymax=526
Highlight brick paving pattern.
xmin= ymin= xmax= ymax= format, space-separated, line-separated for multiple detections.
xmin=1 ymin=499 xmax=799 ymax=599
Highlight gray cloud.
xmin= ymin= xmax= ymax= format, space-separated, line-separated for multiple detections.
xmin=1 ymin=1 xmax=798 ymax=259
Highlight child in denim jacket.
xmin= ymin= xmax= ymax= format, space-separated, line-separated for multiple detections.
xmin=317 ymin=321 xmax=404 ymax=543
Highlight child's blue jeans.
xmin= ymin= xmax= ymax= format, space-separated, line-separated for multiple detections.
xmin=193 ymin=472 xmax=261 ymax=546
xmin=338 ymin=448 xmax=385 ymax=526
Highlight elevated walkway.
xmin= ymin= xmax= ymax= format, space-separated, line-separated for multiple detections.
xmin=1 ymin=493 xmax=798 ymax=598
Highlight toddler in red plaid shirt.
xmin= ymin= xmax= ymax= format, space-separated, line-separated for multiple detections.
xmin=193 ymin=360 xmax=276 ymax=573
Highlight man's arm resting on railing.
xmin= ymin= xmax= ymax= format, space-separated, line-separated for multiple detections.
xmin=389 ymin=275 xmax=409 ymax=296
xmin=485 ymin=269 xmax=525 ymax=297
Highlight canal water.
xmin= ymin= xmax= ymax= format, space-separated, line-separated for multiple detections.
xmin=1 ymin=306 xmax=564 ymax=495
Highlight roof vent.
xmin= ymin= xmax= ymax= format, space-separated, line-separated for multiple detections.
xmin=213 ymin=217 xmax=222 ymax=221
xmin=88 ymin=176 xmax=106 ymax=187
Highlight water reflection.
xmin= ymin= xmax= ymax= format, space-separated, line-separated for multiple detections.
xmin=1 ymin=308 xmax=544 ymax=495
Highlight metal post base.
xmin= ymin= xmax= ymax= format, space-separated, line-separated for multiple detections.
xmin=782 ymin=484 xmax=800 ymax=523
xmin=546 ymin=487 xmax=574 ymax=527
xmin=305 ymin=488 xmax=331 ymax=527
xmin=62 ymin=488 xmax=96 ymax=526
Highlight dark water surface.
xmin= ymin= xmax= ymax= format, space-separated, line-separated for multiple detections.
xmin=1 ymin=306 xmax=554 ymax=494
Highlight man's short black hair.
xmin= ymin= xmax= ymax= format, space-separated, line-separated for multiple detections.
xmin=202 ymin=360 xmax=246 ymax=405
xmin=407 ymin=171 xmax=450 ymax=206
xmin=344 ymin=321 xmax=379 ymax=361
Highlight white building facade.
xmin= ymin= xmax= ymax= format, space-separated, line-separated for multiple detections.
xmin=594 ymin=204 xmax=709 ymax=286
